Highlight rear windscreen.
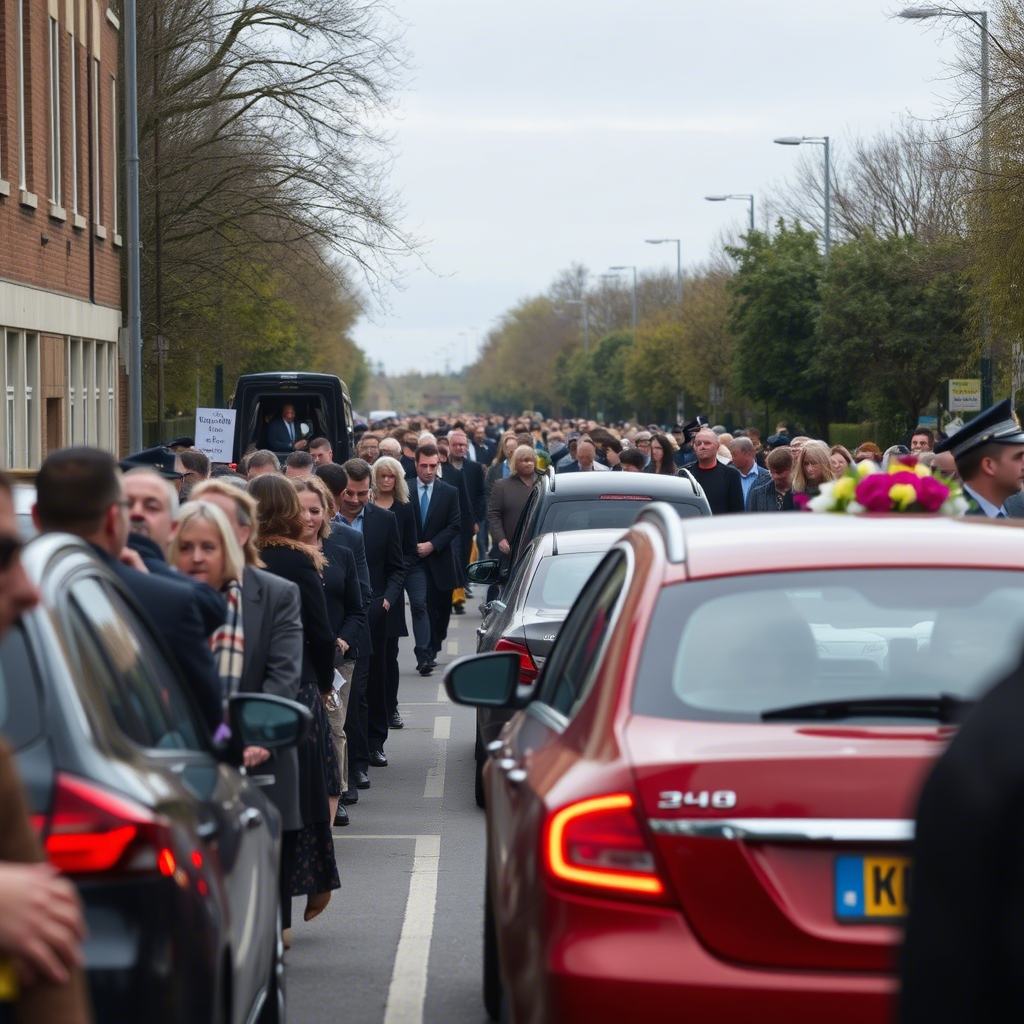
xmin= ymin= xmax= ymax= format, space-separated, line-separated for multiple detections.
xmin=526 ymin=552 xmax=606 ymax=611
xmin=0 ymin=625 xmax=42 ymax=750
xmin=539 ymin=499 xmax=702 ymax=533
xmin=244 ymin=394 xmax=329 ymax=451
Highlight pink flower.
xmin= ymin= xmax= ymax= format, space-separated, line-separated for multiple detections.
xmin=855 ymin=473 xmax=897 ymax=512
xmin=897 ymin=455 xmax=919 ymax=470
xmin=914 ymin=475 xmax=951 ymax=512
xmin=793 ymin=493 xmax=810 ymax=511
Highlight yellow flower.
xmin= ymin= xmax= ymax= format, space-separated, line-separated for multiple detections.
xmin=888 ymin=483 xmax=916 ymax=510
xmin=833 ymin=476 xmax=856 ymax=501
xmin=857 ymin=460 xmax=876 ymax=478
xmin=914 ymin=463 xmax=932 ymax=478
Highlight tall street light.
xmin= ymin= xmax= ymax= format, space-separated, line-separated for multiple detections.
xmin=774 ymin=136 xmax=831 ymax=257
xmin=704 ymin=194 xmax=756 ymax=234
xmin=899 ymin=6 xmax=992 ymax=405
xmin=609 ymin=266 xmax=637 ymax=337
xmin=563 ymin=298 xmax=591 ymax=351
xmin=644 ymin=239 xmax=682 ymax=304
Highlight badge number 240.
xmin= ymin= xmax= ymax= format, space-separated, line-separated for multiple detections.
xmin=658 ymin=790 xmax=737 ymax=810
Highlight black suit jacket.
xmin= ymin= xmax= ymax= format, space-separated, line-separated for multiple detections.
xmin=92 ymin=545 xmax=223 ymax=735
xmin=258 ymin=544 xmax=336 ymax=692
xmin=456 ymin=458 xmax=487 ymax=521
xmin=444 ymin=461 xmax=484 ymax=534
xmin=265 ymin=416 xmax=305 ymax=452
xmin=413 ymin=478 xmax=461 ymax=590
xmin=349 ymin=503 xmax=405 ymax=638
xmin=321 ymin=542 xmax=366 ymax=653
xmin=324 ymin=520 xmax=372 ymax=655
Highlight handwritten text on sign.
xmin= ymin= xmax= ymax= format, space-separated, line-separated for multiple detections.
xmin=195 ymin=408 xmax=237 ymax=462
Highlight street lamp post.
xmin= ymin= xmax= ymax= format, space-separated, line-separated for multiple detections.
xmin=644 ymin=239 xmax=682 ymax=304
xmin=704 ymin=194 xmax=756 ymax=234
xmin=899 ymin=6 xmax=992 ymax=406
xmin=609 ymin=266 xmax=637 ymax=337
xmin=774 ymin=136 xmax=831 ymax=257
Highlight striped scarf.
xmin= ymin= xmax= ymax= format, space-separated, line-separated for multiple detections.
xmin=210 ymin=578 xmax=245 ymax=709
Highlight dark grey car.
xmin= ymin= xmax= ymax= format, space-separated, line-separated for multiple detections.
xmin=470 ymin=529 xmax=622 ymax=806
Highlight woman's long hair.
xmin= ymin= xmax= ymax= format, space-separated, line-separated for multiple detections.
xmin=249 ymin=474 xmax=306 ymax=542
xmin=190 ymin=478 xmax=265 ymax=568
xmin=492 ymin=430 xmax=517 ymax=468
xmin=793 ymin=440 xmax=837 ymax=492
xmin=649 ymin=433 xmax=678 ymax=475
xmin=373 ymin=456 xmax=410 ymax=504
xmin=170 ymin=501 xmax=245 ymax=587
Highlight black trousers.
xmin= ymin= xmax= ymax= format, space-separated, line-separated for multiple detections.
xmin=281 ymin=829 xmax=296 ymax=929
xmin=367 ymin=633 xmax=390 ymax=752
xmin=385 ymin=635 xmax=401 ymax=719
xmin=344 ymin=656 xmax=370 ymax=775
xmin=426 ymin=573 xmax=453 ymax=656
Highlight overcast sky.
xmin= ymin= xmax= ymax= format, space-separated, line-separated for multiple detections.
xmin=352 ymin=0 xmax=970 ymax=379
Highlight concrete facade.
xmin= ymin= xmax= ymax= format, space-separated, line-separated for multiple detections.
xmin=0 ymin=0 xmax=123 ymax=467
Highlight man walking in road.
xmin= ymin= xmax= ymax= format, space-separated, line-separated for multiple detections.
xmin=691 ymin=428 xmax=744 ymax=514
xmin=746 ymin=446 xmax=797 ymax=512
xmin=729 ymin=437 xmax=770 ymax=506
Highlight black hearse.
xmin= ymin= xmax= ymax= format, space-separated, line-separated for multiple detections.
xmin=229 ymin=372 xmax=354 ymax=464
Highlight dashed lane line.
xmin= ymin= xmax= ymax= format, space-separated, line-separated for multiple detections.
xmin=436 ymin=682 xmax=449 ymax=703
xmin=446 ymin=639 xmax=459 ymax=656
xmin=432 ymin=715 xmax=451 ymax=740
xmin=423 ymin=717 xmax=449 ymax=799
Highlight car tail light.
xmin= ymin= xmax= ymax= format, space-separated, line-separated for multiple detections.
xmin=494 ymin=638 xmax=539 ymax=685
xmin=41 ymin=774 xmax=175 ymax=877
xmin=545 ymin=793 xmax=665 ymax=898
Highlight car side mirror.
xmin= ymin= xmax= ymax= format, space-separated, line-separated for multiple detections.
xmin=228 ymin=694 xmax=312 ymax=753
xmin=443 ymin=652 xmax=520 ymax=708
xmin=466 ymin=559 xmax=501 ymax=585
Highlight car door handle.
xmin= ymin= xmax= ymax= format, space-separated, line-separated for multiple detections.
xmin=497 ymin=758 xmax=517 ymax=771
xmin=240 ymin=807 xmax=264 ymax=830
xmin=197 ymin=818 xmax=219 ymax=840
xmin=506 ymin=769 xmax=527 ymax=786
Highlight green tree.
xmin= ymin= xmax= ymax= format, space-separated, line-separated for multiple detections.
xmin=727 ymin=224 xmax=837 ymax=438
xmin=818 ymin=233 xmax=970 ymax=434
xmin=588 ymin=332 xmax=635 ymax=421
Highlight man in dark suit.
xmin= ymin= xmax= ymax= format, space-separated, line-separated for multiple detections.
xmin=266 ymin=403 xmax=308 ymax=453
xmin=411 ymin=444 xmax=461 ymax=666
xmin=445 ymin=429 xmax=484 ymax=609
xmin=33 ymin=448 xmax=225 ymax=735
xmin=339 ymin=459 xmax=404 ymax=777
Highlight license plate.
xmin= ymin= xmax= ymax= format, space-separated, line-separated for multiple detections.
xmin=835 ymin=855 xmax=911 ymax=922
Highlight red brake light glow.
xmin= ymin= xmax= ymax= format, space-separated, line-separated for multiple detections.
xmin=41 ymin=774 xmax=174 ymax=877
xmin=494 ymin=638 xmax=539 ymax=685
xmin=546 ymin=793 xmax=664 ymax=896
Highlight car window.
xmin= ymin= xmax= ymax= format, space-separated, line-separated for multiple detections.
xmin=525 ymin=552 xmax=606 ymax=612
xmin=540 ymin=499 xmax=702 ymax=534
xmin=632 ymin=569 xmax=1024 ymax=723
xmin=537 ymin=551 xmax=628 ymax=718
xmin=509 ymin=490 xmax=539 ymax=565
xmin=0 ymin=626 xmax=43 ymax=750
xmin=69 ymin=577 xmax=203 ymax=751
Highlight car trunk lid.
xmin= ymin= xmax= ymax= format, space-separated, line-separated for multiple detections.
xmin=625 ymin=714 xmax=947 ymax=971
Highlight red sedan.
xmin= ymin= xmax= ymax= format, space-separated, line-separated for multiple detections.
xmin=445 ymin=507 xmax=1024 ymax=1024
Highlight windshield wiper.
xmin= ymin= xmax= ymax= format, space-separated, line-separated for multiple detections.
xmin=761 ymin=694 xmax=972 ymax=724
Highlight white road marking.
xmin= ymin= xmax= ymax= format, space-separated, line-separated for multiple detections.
xmin=446 ymin=639 xmax=459 ymax=655
xmin=423 ymin=726 xmax=448 ymax=799
xmin=393 ymin=701 xmax=447 ymax=707
xmin=436 ymin=682 xmax=449 ymax=703
xmin=383 ymin=834 xmax=442 ymax=1024
xmin=333 ymin=834 xmax=424 ymax=841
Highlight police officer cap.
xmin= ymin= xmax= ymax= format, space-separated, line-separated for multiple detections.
xmin=163 ymin=436 xmax=194 ymax=450
xmin=120 ymin=446 xmax=184 ymax=480
xmin=766 ymin=433 xmax=791 ymax=450
xmin=934 ymin=398 xmax=1024 ymax=459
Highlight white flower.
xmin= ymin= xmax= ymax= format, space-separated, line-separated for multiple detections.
xmin=808 ymin=491 xmax=834 ymax=513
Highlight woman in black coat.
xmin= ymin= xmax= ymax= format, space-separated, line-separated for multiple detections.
xmin=249 ymin=474 xmax=339 ymax=937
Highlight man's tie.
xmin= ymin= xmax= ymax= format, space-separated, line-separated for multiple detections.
xmin=288 ymin=421 xmax=294 ymax=442
xmin=420 ymin=485 xmax=429 ymax=527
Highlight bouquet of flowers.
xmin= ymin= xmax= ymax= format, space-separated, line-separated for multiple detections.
xmin=805 ymin=456 xmax=970 ymax=516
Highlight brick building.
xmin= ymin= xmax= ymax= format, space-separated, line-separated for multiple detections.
xmin=0 ymin=0 xmax=122 ymax=468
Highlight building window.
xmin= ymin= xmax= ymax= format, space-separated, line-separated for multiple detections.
xmin=70 ymin=29 xmax=79 ymax=216
xmin=25 ymin=335 xmax=38 ymax=467
xmin=109 ymin=78 xmax=118 ymax=237
xmin=91 ymin=58 xmax=102 ymax=225
xmin=5 ymin=334 xmax=17 ymax=468
xmin=48 ymin=18 xmax=62 ymax=207
xmin=68 ymin=338 xmax=79 ymax=445
xmin=17 ymin=1 xmax=28 ymax=191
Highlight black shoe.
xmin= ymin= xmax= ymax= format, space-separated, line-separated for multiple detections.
xmin=369 ymin=749 xmax=388 ymax=768
xmin=389 ymin=710 xmax=404 ymax=729
xmin=341 ymin=787 xmax=358 ymax=805
xmin=453 ymin=602 xmax=465 ymax=615
xmin=426 ymin=657 xmax=438 ymax=669
xmin=417 ymin=662 xmax=433 ymax=676
xmin=334 ymin=804 xmax=349 ymax=826
xmin=355 ymin=770 xmax=371 ymax=789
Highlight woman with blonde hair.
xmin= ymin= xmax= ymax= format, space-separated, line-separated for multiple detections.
xmin=173 ymin=493 xmax=305 ymax=945
xmin=488 ymin=445 xmax=539 ymax=558
xmin=793 ymin=440 xmax=837 ymax=497
xmin=248 ymin=474 xmax=339 ymax=937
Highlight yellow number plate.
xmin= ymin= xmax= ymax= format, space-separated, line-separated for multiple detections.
xmin=835 ymin=855 xmax=911 ymax=921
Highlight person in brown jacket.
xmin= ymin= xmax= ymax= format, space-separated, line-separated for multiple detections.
xmin=0 ymin=472 xmax=91 ymax=1023
xmin=487 ymin=445 xmax=539 ymax=558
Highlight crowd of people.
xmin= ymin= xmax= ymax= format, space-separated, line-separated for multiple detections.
xmin=4 ymin=401 xmax=1024 ymax=1018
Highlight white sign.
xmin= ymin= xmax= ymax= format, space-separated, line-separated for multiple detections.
xmin=949 ymin=379 xmax=982 ymax=412
xmin=194 ymin=408 xmax=237 ymax=463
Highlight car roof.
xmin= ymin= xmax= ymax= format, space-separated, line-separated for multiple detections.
xmin=235 ymin=371 xmax=343 ymax=384
xmin=634 ymin=506 xmax=1024 ymax=578
xmin=544 ymin=469 xmax=704 ymax=500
